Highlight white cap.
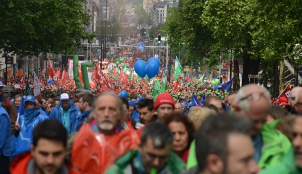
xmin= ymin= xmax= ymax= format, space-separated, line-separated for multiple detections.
xmin=60 ymin=93 xmax=70 ymax=101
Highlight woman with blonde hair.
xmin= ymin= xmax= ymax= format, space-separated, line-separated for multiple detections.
xmin=188 ymin=107 xmax=217 ymax=130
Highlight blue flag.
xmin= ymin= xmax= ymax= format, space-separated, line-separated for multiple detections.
xmin=200 ymin=95 xmax=206 ymax=105
xmin=18 ymin=95 xmax=24 ymax=115
xmin=215 ymin=77 xmax=234 ymax=91
xmin=191 ymin=93 xmax=201 ymax=106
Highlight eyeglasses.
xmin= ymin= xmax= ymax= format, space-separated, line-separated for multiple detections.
xmin=238 ymin=92 xmax=267 ymax=103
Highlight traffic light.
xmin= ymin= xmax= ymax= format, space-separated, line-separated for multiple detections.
xmin=178 ymin=42 xmax=181 ymax=45
xmin=158 ymin=34 xmax=161 ymax=44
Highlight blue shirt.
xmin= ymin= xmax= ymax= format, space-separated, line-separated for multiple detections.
xmin=252 ymin=133 xmax=263 ymax=163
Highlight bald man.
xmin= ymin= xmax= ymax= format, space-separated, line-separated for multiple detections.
xmin=289 ymin=87 xmax=302 ymax=114
xmin=234 ymin=84 xmax=291 ymax=169
xmin=174 ymin=102 xmax=182 ymax=113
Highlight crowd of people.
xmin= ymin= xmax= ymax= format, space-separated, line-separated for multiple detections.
xmin=0 ymin=77 xmax=302 ymax=174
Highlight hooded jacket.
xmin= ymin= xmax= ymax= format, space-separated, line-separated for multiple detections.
xmin=10 ymin=152 xmax=80 ymax=174
xmin=260 ymin=148 xmax=302 ymax=174
xmin=186 ymin=124 xmax=291 ymax=169
xmin=0 ymin=104 xmax=11 ymax=157
xmin=13 ymin=110 xmax=48 ymax=156
xmin=49 ymin=102 xmax=79 ymax=135
xmin=73 ymin=109 xmax=91 ymax=132
xmin=106 ymin=149 xmax=185 ymax=174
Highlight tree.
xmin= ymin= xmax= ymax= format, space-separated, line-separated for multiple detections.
xmin=0 ymin=0 xmax=94 ymax=56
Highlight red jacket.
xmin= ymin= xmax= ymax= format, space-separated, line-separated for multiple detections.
xmin=10 ymin=152 xmax=80 ymax=174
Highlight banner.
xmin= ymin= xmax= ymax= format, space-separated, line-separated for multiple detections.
xmin=33 ymin=72 xmax=41 ymax=98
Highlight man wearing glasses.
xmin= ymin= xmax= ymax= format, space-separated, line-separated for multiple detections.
xmin=234 ymin=84 xmax=291 ymax=169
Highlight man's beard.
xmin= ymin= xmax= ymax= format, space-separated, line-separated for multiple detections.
xmin=98 ymin=118 xmax=114 ymax=130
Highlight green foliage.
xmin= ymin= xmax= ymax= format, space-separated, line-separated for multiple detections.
xmin=0 ymin=0 xmax=95 ymax=56
xmin=134 ymin=6 xmax=152 ymax=25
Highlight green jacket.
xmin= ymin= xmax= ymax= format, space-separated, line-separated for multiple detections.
xmin=106 ymin=149 xmax=185 ymax=174
xmin=186 ymin=124 xmax=291 ymax=169
xmin=260 ymin=148 xmax=302 ymax=174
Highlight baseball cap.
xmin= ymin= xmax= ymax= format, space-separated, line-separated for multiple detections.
xmin=154 ymin=93 xmax=175 ymax=110
xmin=135 ymin=97 xmax=144 ymax=104
xmin=24 ymin=95 xmax=36 ymax=103
xmin=60 ymin=93 xmax=70 ymax=101
xmin=128 ymin=100 xmax=136 ymax=107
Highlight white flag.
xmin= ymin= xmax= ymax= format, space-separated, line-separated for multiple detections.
xmin=33 ymin=72 xmax=41 ymax=97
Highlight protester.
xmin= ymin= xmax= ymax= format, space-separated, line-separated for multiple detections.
xmin=260 ymin=116 xmax=302 ymax=174
xmin=120 ymin=97 xmax=141 ymax=129
xmin=2 ymin=94 xmax=17 ymax=134
xmin=37 ymin=97 xmax=48 ymax=116
xmin=275 ymin=116 xmax=295 ymax=141
xmin=14 ymin=94 xmax=22 ymax=112
xmin=70 ymin=91 xmax=140 ymax=174
xmin=288 ymin=87 xmax=301 ymax=114
xmin=73 ymin=93 xmax=93 ymax=131
xmin=174 ymin=102 xmax=183 ymax=112
xmin=154 ymin=93 xmax=175 ymax=122
xmin=184 ymin=113 xmax=259 ymax=174
xmin=266 ymin=105 xmax=289 ymax=128
xmin=106 ymin=122 xmax=185 ymax=174
xmin=13 ymin=95 xmax=48 ymax=157
xmin=137 ymin=98 xmax=155 ymax=125
xmin=49 ymin=93 xmax=79 ymax=135
xmin=225 ymin=91 xmax=236 ymax=110
xmin=293 ymin=89 xmax=302 ymax=114
xmin=203 ymin=96 xmax=224 ymax=112
xmin=234 ymin=84 xmax=291 ymax=168
xmin=0 ymin=98 xmax=12 ymax=174
xmin=10 ymin=119 xmax=80 ymax=174
xmin=188 ymin=107 xmax=217 ymax=131
xmin=164 ymin=112 xmax=195 ymax=163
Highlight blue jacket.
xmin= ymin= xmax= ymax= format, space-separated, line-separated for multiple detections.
xmin=49 ymin=102 xmax=79 ymax=134
xmin=40 ymin=107 xmax=49 ymax=116
xmin=13 ymin=112 xmax=48 ymax=156
xmin=73 ymin=109 xmax=91 ymax=132
xmin=0 ymin=104 xmax=12 ymax=156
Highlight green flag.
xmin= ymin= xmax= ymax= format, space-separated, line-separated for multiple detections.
xmin=153 ymin=78 xmax=161 ymax=99
xmin=123 ymin=65 xmax=127 ymax=73
xmin=26 ymin=83 xmax=31 ymax=94
xmin=161 ymin=71 xmax=168 ymax=93
xmin=144 ymin=76 xmax=150 ymax=83
xmin=198 ymin=74 xmax=205 ymax=84
xmin=174 ymin=57 xmax=182 ymax=81
xmin=128 ymin=71 xmax=132 ymax=81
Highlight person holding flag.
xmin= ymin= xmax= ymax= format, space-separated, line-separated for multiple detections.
xmin=13 ymin=95 xmax=48 ymax=157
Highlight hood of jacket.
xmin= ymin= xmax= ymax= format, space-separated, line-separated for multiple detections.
xmin=113 ymin=149 xmax=185 ymax=174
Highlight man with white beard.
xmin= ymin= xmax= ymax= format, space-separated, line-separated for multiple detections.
xmin=70 ymin=92 xmax=140 ymax=174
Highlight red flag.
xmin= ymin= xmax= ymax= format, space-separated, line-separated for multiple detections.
xmin=274 ymin=84 xmax=292 ymax=104
xmin=61 ymin=70 xmax=66 ymax=86
xmin=173 ymin=81 xmax=178 ymax=91
xmin=113 ymin=67 xmax=117 ymax=75
xmin=41 ymin=67 xmax=46 ymax=76
xmin=186 ymin=76 xmax=190 ymax=82
xmin=141 ymin=78 xmax=148 ymax=85
xmin=97 ymin=69 xmax=111 ymax=90
xmin=119 ymin=69 xmax=128 ymax=84
xmin=47 ymin=59 xmax=55 ymax=78
xmin=78 ymin=64 xmax=84 ymax=87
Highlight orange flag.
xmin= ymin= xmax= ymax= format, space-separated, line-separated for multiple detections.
xmin=47 ymin=59 xmax=55 ymax=78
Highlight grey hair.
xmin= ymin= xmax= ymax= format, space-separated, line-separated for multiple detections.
xmin=235 ymin=85 xmax=271 ymax=112
xmin=93 ymin=91 xmax=124 ymax=116
xmin=295 ymin=89 xmax=302 ymax=103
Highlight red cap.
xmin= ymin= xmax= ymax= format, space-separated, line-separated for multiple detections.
xmin=154 ymin=93 xmax=175 ymax=110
